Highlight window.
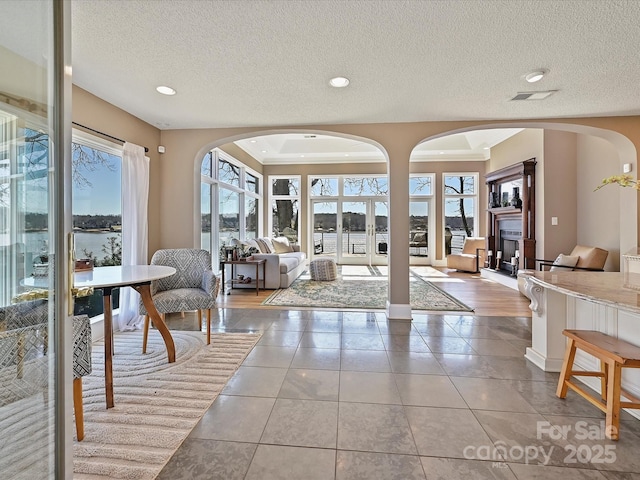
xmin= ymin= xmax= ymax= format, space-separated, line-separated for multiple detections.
xmin=270 ymin=176 xmax=300 ymax=243
xmin=201 ymin=149 xmax=262 ymax=269
xmin=443 ymin=173 xmax=478 ymax=254
xmin=71 ymin=132 xmax=123 ymax=317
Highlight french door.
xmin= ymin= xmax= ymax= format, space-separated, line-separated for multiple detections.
xmin=312 ymin=199 xmax=388 ymax=265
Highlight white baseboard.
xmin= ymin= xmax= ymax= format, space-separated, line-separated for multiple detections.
xmin=385 ymin=302 xmax=412 ymax=320
xmin=525 ymin=347 xmax=563 ymax=372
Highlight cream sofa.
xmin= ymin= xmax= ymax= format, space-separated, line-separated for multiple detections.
xmin=446 ymin=237 xmax=485 ymax=273
xmin=232 ymin=237 xmax=307 ymax=289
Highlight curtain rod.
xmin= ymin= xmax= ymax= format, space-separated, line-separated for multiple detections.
xmin=72 ymin=121 xmax=149 ymax=153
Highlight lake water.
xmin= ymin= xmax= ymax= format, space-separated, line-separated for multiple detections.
xmin=1 ymin=231 xmax=121 ymax=260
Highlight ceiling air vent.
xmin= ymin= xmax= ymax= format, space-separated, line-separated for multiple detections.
xmin=511 ymin=90 xmax=557 ymax=101
xmin=304 ymin=135 xmax=317 ymax=138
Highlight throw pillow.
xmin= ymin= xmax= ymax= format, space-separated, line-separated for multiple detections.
xmin=255 ymin=237 xmax=275 ymax=254
xmin=549 ymin=254 xmax=580 ymax=272
xmin=272 ymin=238 xmax=294 ymax=253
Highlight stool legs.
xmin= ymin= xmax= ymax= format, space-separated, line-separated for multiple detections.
xmin=206 ymin=309 xmax=212 ymax=345
xmin=556 ymin=338 xmax=576 ymax=398
xmin=606 ymin=361 xmax=621 ymax=440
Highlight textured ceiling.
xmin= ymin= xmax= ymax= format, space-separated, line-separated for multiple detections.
xmin=70 ymin=0 xmax=640 ymax=131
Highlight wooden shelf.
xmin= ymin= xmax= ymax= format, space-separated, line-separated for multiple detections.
xmin=488 ymin=206 xmax=522 ymax=214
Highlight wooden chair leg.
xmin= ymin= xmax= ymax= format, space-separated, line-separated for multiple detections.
xmin=197 ymin=310 xmax=202 ymax=330
xmin=142 ymin=315 xmax=150 ymax=354
xmin=206 ymin=309 xmax=212 ymax=345
xmin=17 ymin=333 xmax=25 ymax=379
xmin=605 ymin=361 xmax=622 ymax=440
xmin=181 ymin=311 xmax=185 ymax=318
xmin=556 ymin=338 xmax=577 ymax=398
xmin=73 ymin=377 xmax=85 ymax=441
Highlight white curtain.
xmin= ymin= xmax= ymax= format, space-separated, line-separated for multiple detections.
xmin=117 ymin=142 xmax=149 ymax=331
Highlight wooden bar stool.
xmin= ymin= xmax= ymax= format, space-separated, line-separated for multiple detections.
xmin=556 ymin=329 xmax=640 ymax=440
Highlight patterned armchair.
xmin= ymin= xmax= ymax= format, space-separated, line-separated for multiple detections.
xmin=139 ymin=249 xmax=220 ymax=349
xmin=0 ymin=300 xmax=91 ymax=441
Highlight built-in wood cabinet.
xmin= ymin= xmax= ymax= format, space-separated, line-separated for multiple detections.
xmin=485 ymin=159 xmax=536 ymax=272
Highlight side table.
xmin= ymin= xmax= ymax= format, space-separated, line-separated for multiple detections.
xmin=221 ymin=258 xmax=266 ymax=296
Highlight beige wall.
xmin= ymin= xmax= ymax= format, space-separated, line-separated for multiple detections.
xmin=577 ymin=135 xmax=621 ymax=271
xmin=542 ymin=130 xmax=578 ymax=260
xmin=72 ymin=87 xmax=163 ymax=258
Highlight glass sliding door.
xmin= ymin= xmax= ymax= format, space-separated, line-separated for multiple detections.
xmin=409 ymin=200 xmax=430 ymax=263
xmin=372 ymin=201 xmax=389 ymax=264
xmin=1 ymin=0 xmax=70 ymax=476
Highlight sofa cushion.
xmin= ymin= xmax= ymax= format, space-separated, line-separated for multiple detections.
xmin=279 ymin=253 xmax=304 ymax=274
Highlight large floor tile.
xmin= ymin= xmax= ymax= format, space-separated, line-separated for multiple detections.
xmin=466 ymin=338 xmax=524 ymax=356
xmin=377 ymin=320 xmax=419 ymax=336
xmin=190 ymin=395 xmax=275 ymax=442
xmin=291 ymin=347 xmax=341 ymax=370
xmin=339 ymin=371 xmax=402 ymax=404
xmin=508 ymin=463 xmax=608 ymax=479
xmin=267 ymin=317 xmax=309 ymax=331
xmin=157 ymin=439 xmax=256 ymax=480
xmin=337 ymin=402 xmax=417 ymax=455
xmin=450 ymin=324 xmax=505 ymax=339
xmin=386 ymin=351 xmax=446 ymax=375
xmin=413 ymin=322 xmax=459 ymax=337
xmin=341 ymin=318 xmax=381 ymax=334
xmin=341 ymin=332 xmax=385 ymax=350
xmin=222 ymin=366 xmax=288 ymax=397
xmin=405 ymin=406 xmax=495 ymax=458
xmin=300 ymin=331 xmax=342 ymax=348
xmin=257 ymin=330 xmax=303 ymax=347
xmin=509 ymin=380 xmax=605 ymax=418
xmin=394 ymin=373 xmax=467 ymax=408
xmin=260 ymin=398 xmax=338 ymax=448
xmin=340 ymin=349 xmax=392 ymax=372
xmin=434 ymin=353 xmax=497 ymax=378
xmin=451 ymin=377 xmax=537 ymax=413
xmin=381 ymin=334 xmax=430 ymax=352
xmin=278 ymin=368 xmax=340 ymax=401
xmin=336 ymin=451 xmax=426 ymax=480
xmin=473 ymin=410 xmax=573 ymax=468
xmin=420 ymin=457 xmax=517 ymax=480
xmin=244 ymin=444 xmax=336 ymax=480
xmin=242 ymin=345 xmax=297 ymax=368
xmin=425 ymin=336 xmax=475 ymax=354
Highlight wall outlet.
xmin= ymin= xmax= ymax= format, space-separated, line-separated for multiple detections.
xmin=623 ymin=163 xmax=632 ymax=173
xmin=551 ymin=217 xmax=558 ymax=226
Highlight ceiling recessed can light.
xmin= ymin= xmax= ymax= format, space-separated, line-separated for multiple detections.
xmin=329 ymin=76 xmax=350 ymax=88
xmin=525 ymin=70 xmax=547 ymax=83
xmin=156 ymin=85 xmax=176 ymax=95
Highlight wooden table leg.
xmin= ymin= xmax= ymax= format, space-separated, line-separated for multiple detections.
xmin=103 ymin=287 xmax=115 ymax=409
xmin=133 ymin=283 xmax=176 ymax=363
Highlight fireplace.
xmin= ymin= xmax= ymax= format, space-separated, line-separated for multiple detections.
xmin=486 ymin=159 xmax=536 ymax=272
xmin=497 ymin=219 xmax=521 ymax=273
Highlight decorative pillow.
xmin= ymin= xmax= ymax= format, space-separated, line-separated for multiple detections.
xmin=549 ymin=254 xmax=580 ymax=272
xmin=255 ymin=237 xmax=275 ymax=254
xmin=272 ymin=238 xmax=294 ymax=253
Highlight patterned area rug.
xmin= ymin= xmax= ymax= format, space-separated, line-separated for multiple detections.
xmin=73 ymin=329 xmax=261 ymax=479
xmin=263 ymin=273 xmax=473 ymax=311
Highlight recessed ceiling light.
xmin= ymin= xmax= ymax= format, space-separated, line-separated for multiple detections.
xmin=329 ymin=76 xmax=350 ymax=88
xmin=250 ymin=140 xmax=257 ymax=143
xmin=261 ymin=150 xmax=267 ymax=153
xmin=439 ymin=151 xmax=445 ymax=154
xmin=524 ymin=70 xmax=547 ymax=83
xmin=483 ymin=147 xmax=490 ymax=150
xmin=156 ymin=85 xmax=176 ymax=95
xmin=301 ymin=155 xmax=305 ymax=158
xmin=344 ymin=154 xmax=349 ymax=157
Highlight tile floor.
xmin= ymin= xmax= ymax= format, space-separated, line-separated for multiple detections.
xmin=158 ymin=308 xmax=640 ymax=480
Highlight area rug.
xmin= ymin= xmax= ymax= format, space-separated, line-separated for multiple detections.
xmin=262 ymin=275 xmax=473 ymax=311
xmin=73 ymin=329 xmax=261 ymax=480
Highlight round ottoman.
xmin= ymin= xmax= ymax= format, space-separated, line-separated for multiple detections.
xmin=309 ymin=258 xmax=338 ymax=281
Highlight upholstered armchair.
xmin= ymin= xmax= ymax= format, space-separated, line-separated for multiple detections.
xmin=446 ymin=237 xmax=486 ymax=273
xmin=139 ymin=249 xmax=220 ymax=350
xmin=518 ymin=245 xmax=609 ymax=298
xmin=0 ymin=301 xmax=91 ymax=441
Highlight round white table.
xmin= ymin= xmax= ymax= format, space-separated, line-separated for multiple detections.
xmin=33 ymin=265 xmax=177 ymax=409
